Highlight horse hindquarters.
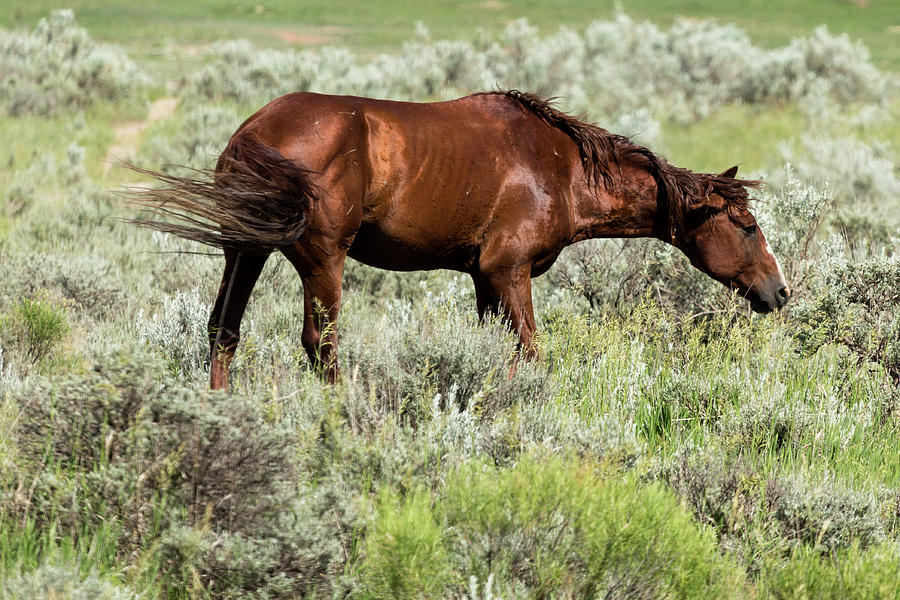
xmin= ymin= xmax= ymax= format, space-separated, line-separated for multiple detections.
xmin=221 ymin=96 xmax=368 ymax=384
xmin=203 ymin=133 xmax=321 ymax=390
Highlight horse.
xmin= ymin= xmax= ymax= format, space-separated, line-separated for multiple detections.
xmin=130 ymin=90 xmax=790 ymax=391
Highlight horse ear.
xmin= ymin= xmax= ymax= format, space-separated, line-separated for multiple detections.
xmin=689 ymin=193 xmax=727 ymax=213
xmin=706 ymin=194 xmax=727 ymax=211
xmin=720 ymin=165 xmax=738 ymax=179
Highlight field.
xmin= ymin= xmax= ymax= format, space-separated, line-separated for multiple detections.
xmin=1 ymin=3 xmax=899 ymax=599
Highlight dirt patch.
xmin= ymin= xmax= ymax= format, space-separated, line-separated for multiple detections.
xmin=271 ymin=25 xmax=351 ymax=46
xmin=274 ymin=30 xmax=325 ymax=45
xmin=148 ymin=97 xmax=178 ymax=122
xmin=475 ymin=0 xmax=507 ymax=9
xmin=104 ymin=97 xmax=178 ymax=176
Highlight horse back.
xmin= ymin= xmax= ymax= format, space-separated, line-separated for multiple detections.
xmin=232 ymin=92 xmax=583 ymax=272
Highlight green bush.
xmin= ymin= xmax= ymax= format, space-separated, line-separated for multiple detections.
xmin=360 ymin=455 xmax=746 ymax=599
xmin=0 ymin=297 xmax=68 ymax=365
xmin=360 ymin=487 xmax=450 ymax=600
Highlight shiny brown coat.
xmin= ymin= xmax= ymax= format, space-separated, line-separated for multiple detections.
xmin=131 ymin=91 xmax=790 ymax=390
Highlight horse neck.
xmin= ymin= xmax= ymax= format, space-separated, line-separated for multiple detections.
xmin=571 ymin=164 xmax=669 ymax=243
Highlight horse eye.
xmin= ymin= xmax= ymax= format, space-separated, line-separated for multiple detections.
xmin=742 ymin=224 xmax=757 ymax=235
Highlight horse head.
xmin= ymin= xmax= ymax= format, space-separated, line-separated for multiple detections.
xmin=674 ymin=166 xmax=791 ymax=313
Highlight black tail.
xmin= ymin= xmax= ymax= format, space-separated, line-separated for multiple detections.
xmin=124 ymin=133 xmax=316 ymax=250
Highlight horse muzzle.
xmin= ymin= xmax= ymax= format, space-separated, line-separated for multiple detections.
xmin=749 ymin=278 xmax=792 ymax=313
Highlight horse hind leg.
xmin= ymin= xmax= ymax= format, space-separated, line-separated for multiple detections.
xmin=208 ymin=249 xmax=270 ymax=391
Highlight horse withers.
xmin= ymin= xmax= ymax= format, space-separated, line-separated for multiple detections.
xmin=130 ymin=90 xmax=790 ymax=390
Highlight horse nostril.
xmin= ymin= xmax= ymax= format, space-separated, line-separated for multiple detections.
xmin=778 ymin=286 xmax=792 ymax=301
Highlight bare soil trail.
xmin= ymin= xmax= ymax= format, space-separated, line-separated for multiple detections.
xmin=104 ymin=97 xmax=178 ymax=176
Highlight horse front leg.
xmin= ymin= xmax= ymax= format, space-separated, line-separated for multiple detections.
xmin=471 ymin=273 xmax=500 ymax=323
xmin=478 ymin=265 xmax=538 ymax=361
xmin=208 ymin=250 xmax=270 ymax=391
xmin=301 ymin=275 xmax=344 ymax=382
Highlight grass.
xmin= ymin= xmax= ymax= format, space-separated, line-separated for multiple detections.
xmin=660 ymin=104 xmax=808 ymax=173
xmin=0 ymin=518 xmax=122 ymax=579
xmin=0 ymin=107 xmax=118 ymax=190
xmin=3 ymin=0 xmax=900 ymax=73
xmin=541 ymin=304 xmax=900 ymax=489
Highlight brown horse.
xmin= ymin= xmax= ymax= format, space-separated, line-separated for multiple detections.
xmin=131 ymin=90 xmax=790 ymax=390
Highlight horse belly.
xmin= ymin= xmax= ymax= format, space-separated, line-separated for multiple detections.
xmin=359 ymin=158 xmax=500 ymax=271
xmin=348 ymin=221 xmax=480 ymax=272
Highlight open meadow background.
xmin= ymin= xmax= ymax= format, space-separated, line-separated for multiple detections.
xmin=1 ymin=1 xmax=899 ymax=598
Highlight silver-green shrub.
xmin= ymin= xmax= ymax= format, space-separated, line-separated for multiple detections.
xmin=341 ymin=276 xmax=552 ymax=423
xmin=779 ymin=135 xmax=900 ymax=208
xmin=547 ymin=236 xmax=725 ymax=314
xmin=793 ymin=253 xmax=900 ymax=383
xmin=740 ymin=26 xmax=886 ymax=106
xmin=135 ymin=289 xmax=210 ymax=377
xmin=5 ymin=141 xmax=95 ymax=223
xmin=2 ymin=346 xmax=347 ymax=598
xmin=0 ymin=251 xmax=123 ymax=321
xmin=0 ymin=563 xmax=142 ymax=600
xmin=753 ymin=165 xmax=835 ymax=296
xmin=182 ymin=15 xmax=888 ymax=122
xmin=661 ymin=448 xmax=885 ymax=558
xmin=765 ymin=473 xmax=885 ymax=551
xmin=0 ymin=10 xmax=148 ymax=116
